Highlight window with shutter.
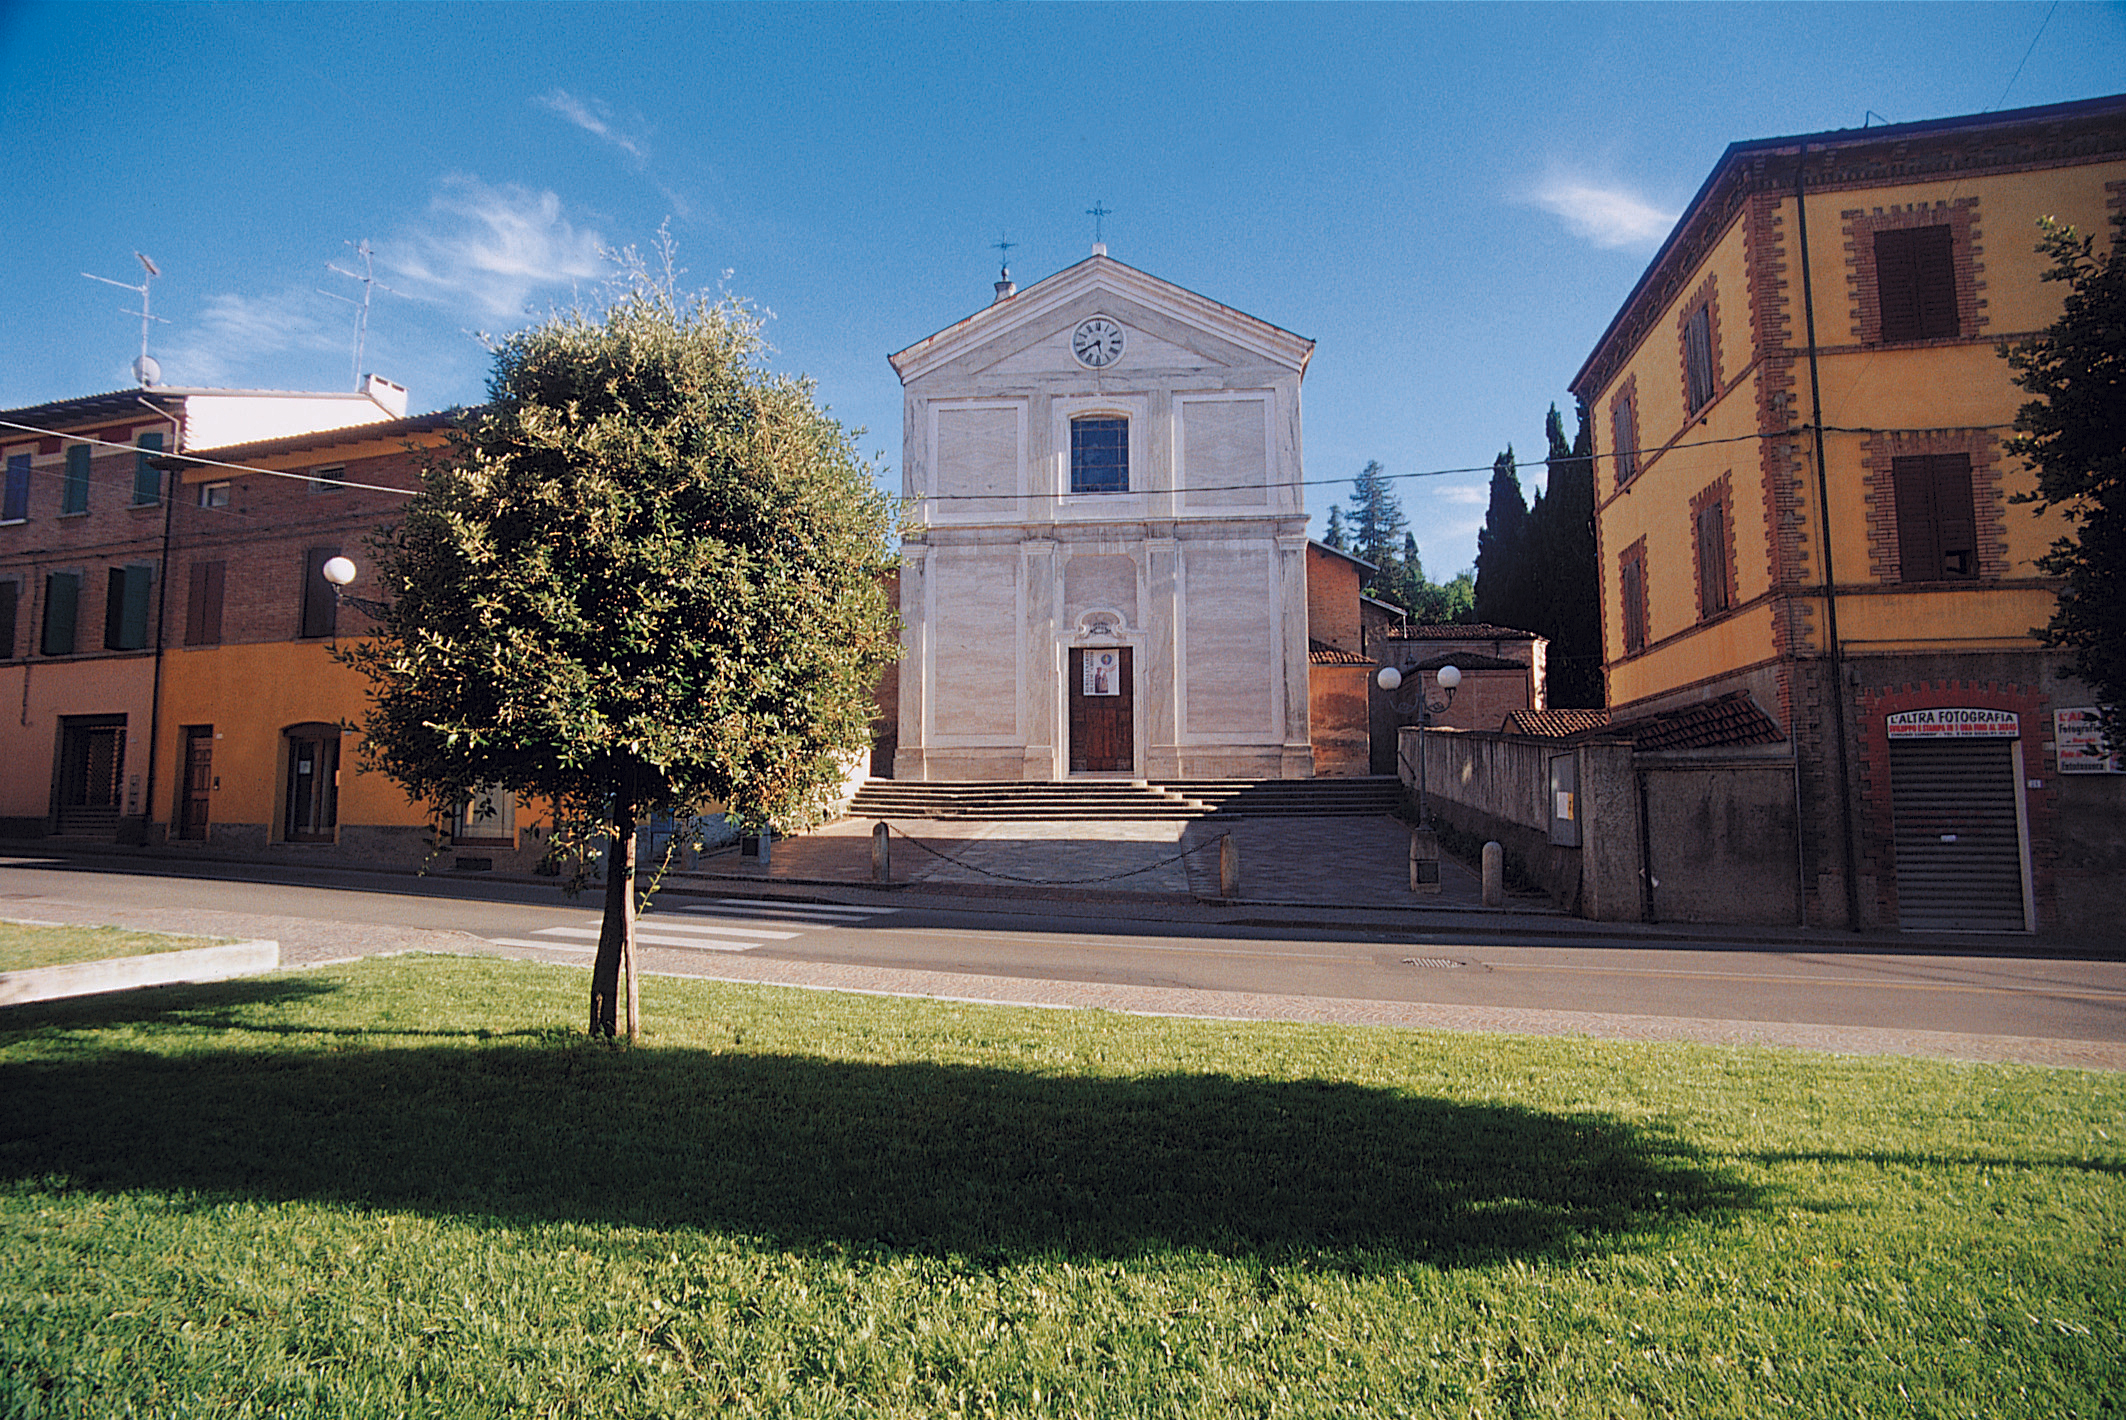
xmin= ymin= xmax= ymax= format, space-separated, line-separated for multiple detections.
xmin=41 ymin=572 xmax=80 ymax=656
xmin=1892 ymin=454 xmax=1978 ymax=581
xmin=1696 ymin=500 xmax=1731 ymax=617
xmin=1874 ymin=226 xmax=1959 ymax=342
xmin=1620 ymin=552 xmax=1648 ymax=654
xmin=62 ymin=445 xmax=90 ymax=515
xmin=185 ymin=561 xmax=226 ymax=646
xmin=132 ymin=432 xmax=163 ymax=506
xmin=1611 ymin=389 xmax=1639 ymax=486
xmin=3 ymin=453 xmax=28 ymax=522
xmin=104 ymin=564 xmax=155 ymax=650
xmin=300 ymin=546 xmax=339 ymax=638
xmin=1683 ymin=303 xmax=1716 ymax=414
xmin=0 ymin=581 xmax=17 ymax=659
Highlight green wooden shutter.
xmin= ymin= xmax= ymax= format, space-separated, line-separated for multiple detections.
xmin=3 ymin=453 xmax=28 ymax=522
xmin=63 ymin=445 xmax=90 ymax=514
xmin=132 ymin=432 xmax=164 ymax=506
xmin=0 ymin=581 xmax=17 ymax=659
xmin=104 ymin=564 xmax=155 ymax=650
xmin=41 ymin=572 xmax=80 ymax=655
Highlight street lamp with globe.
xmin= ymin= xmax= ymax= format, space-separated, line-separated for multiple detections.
xmin=320 ymin=556 xmax=391 ymax=620
xmin=1376 ymin=661 xmax=1459 ymax=832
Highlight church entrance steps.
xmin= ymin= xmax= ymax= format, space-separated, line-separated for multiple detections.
xmin=845 ymin=777 xmax=1406 ymax=822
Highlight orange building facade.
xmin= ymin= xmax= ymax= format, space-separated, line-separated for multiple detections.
xmin=1569 ymin=95 xmax=2126 ymax=933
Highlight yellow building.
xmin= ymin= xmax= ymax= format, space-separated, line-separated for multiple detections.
xmin=1569 ymin=94 xmax=2126 ymax=934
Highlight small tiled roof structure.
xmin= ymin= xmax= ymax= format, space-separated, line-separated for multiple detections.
xmin=1509 ymin=692 xmax=1785 ymax=751
xmin=1381 ymin=622 xmax=1540 ymax=640
xmin=1504 ymin=707 xmax=1613 ymax=737
xmin=1308 ymin=639 xmax=1373 ymax=666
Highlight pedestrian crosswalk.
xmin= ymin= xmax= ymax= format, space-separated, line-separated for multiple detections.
xmin=482 ymin=898 xmax=895 ymax=956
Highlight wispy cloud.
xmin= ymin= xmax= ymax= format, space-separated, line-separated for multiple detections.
xmin=160 ymin=287 xmax=344 ymax=388
xmin=535 ymin=88 xmax=699 ymax=224
xmin=536 ymin=89 xmax=648 ymax=164
xmin=379 ymin=175 xmax=607 ymax=320
xmin=1525 ymin=174 xmax=1679 ymax=250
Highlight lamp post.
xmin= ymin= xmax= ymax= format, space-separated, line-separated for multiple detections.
xmin=1376 ymin=662 xmax=1459 ymax=830
xmin=320 ymin=556 xmax=391 ymax=620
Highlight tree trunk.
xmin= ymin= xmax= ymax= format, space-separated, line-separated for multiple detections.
xmin=589 ymin=767 xmax=639 ymax=1040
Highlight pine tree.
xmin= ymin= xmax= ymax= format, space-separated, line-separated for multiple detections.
xmin=1538 ymin=404 xmax=1603 ymax=706
xmin=1346 ymin=460 xmax=1408 ymax=570
xmin=1322 ymin=506 xmax=1348 ymax=551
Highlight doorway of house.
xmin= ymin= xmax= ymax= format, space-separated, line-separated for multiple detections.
xmin=1889 ymin=737 xmax=2030 ymax=931
xmin=55 ymin=715 xmax=126 ymax=838
xmin=1068 ymin=646 xmax=1133 ymax=773
xmin=284 ymin=726 xmax=340 ymax=842
xmin=178 ymin=726 xmax=213 ymax=840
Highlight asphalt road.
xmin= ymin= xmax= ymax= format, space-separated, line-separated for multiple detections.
xmin=5 ymin=851 xmax=2124 ymax=1067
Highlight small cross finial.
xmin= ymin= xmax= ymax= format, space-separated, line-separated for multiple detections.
xmin=1086 ymin=202 xmax=1112 ymax=247
xmin=991 ymin=233 xmax=1016 ymax=277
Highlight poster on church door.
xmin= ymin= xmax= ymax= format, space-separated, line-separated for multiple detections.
xmin=1083 ymin=650 xmax=1120 ymax=697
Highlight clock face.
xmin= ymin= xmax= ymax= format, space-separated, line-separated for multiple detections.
xmin=1072 ymin=317 xmax=1126 ymax=368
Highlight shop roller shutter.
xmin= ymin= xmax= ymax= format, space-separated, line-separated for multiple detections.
xmin=1889 ymin=739 xmax=2027 ymax=931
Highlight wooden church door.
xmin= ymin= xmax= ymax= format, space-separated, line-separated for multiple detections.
xmin=1068 ymin=647 xmax=1134 ymax=773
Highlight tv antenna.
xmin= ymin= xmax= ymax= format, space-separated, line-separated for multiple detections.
xmin=321 ymin=239 xmax=395 ymax=391
xmin=83 ymin=251 xmax=169 ymax=387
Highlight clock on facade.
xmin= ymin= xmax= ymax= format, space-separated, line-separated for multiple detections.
xmin=1071 ymin=317 xmax=1126 ymax=368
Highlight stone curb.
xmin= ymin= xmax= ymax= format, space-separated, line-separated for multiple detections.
xmin=0 ymin=939 xmax=281 ymax=1006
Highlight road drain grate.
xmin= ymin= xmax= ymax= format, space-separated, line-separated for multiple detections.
xmin=1402 ymin=957 xmax=1466 ymax=969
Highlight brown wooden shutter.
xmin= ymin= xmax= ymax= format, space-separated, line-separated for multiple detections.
xmin=1892 ymin=454 xmax=1977 ymax=581
xmin=0 ymin=580 xmax=16 ymax=659
xmin=1875 ymin=227 xmax=1957 ymax=342
xmin=1697 ymin=501 xmax=1729 ymax=615
xmin=1620 ymin=557 xmax=1646 ymax=653
xmin=300 ymin=547 xmax=338 ymax=638
xmin=1684 ymin=305 xmax=1715 ymax=413
xmin=185 ymin=560 xmax=225 ymax=646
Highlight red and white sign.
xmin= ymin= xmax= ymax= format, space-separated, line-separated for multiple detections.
xmin=1886 ymin=708 xmax=2020 ymax=739
xmin=2056 ymin=707 xmax=2123 ymax=774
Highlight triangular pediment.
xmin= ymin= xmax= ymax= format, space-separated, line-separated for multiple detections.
xmin=889 ymin=254 xmax=1313 ymax=385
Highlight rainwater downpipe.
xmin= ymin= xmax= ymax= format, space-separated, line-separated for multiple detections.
xmin=1793 ymin=150 xmax=1864 ymax=931
xmin=137 ymin=396 xmax=183 ymax=848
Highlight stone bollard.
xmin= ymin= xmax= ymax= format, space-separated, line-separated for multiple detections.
xmin=1219 ymin=833 xmax=1240 ymax=898
xmin=872 ymin=822 xmax=892 ymax=883
xmin=1483 ymin=841 xmax=1504 ymax=907
xmin=1409 ymin=828 xmax=1442 ymax=894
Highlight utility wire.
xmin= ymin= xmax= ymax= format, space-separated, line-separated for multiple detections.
xmin=0 ymin=419 xmax=421 ymax=498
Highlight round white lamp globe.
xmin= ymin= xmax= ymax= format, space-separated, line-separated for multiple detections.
xmin=321 ymin=556 xmax=358 ymax=588
xmin=1437 ymin=664 xmax=1462 ymax=691
xmin=1375 ymin=666 xmax=1402 ymax=692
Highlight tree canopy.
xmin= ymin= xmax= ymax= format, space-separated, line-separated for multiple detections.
xmin=339 ymin=263 xmax=897 ymax=1036
xmin=2003 ymin=213 xmax=2126 ymax=747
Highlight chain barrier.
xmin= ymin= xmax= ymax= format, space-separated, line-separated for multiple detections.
xmin=883 ymin=822 xmax=1221 ymax=887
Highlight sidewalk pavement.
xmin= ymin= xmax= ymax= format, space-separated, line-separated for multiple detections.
xmin=675 ymin=813 xmax=1510 ymax=913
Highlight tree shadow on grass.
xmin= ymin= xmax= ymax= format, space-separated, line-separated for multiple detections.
xmin=1 ymin=1013 xmax=1755 ymax=1270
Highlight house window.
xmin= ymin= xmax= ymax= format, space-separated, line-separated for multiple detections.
xmin=0 ymin=580 xmax=17 ymax=659
xmin=1892 ymin=454 xmax=1979 ymax=582
xmin=3 ymin=453 xmax=28 ymax=522
xmin=1619 ymin=543 xmax=1649 ymax=655
xmin=104 ymin=563 xmax=155 ymax=651
xmin=1682 ymin=301 xmax=1717 ymax=415
xmin=1874 ymin=226 xmax=1959 ymax=343
xmin=62 ymin=445 xmax=90 ymax=515
xmin=1610 ymin=384 xmax=1639 ymax=487
xmin=41 ymin=572 xmax=80 ymax=656
xmin=132 ymin=432 xmax=163 ymax=506
xmin=198 ymin=481 xmax=230 ymax=508
xmin=1694 ymin=496 xmax=1731 ymax=618
xmin=283 ymin=725 xmax=340 ymax=842
xmin=457 ymin=785 xmax=515 ymax=845
xmin=1070 ymin=417 xmax=1128 ymax=494
xmin=185 ymin=560 xmax=226 ymax=646
xmin=309 ymin=465 xmax=345 ymax=495
xmin=300 ymin=546 xmax=340 ymax=638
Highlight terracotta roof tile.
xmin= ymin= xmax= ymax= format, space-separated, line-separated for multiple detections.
xmin=1504 ymin=708 xmax=1613 ymax=737
xmin=1615 ymin=692 xmax=1786 ymax=752
xmin=1381 ymin=622 xmax=1540 ymax=640
xmin=1308 ymin=639 xmax=1372 ymax=666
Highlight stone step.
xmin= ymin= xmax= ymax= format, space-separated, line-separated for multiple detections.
xmin=847 ymin=777 xmax=1406 ymax=822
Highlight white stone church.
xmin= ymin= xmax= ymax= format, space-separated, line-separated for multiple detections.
xmin=889 ymin=247 xmax=1317 ymax=782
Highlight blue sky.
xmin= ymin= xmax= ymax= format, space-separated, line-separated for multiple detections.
xmin=3 ymin=3 xmax=2121 ymax=574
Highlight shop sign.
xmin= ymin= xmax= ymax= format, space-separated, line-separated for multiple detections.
xmin=1885 ymin=708 xmax=2020 ymax=739
xmin=2056 ymin=707 xmax=2124 ymax=774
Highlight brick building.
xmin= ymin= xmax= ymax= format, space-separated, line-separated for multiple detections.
xmin=1567 ymin=94 xmax=2126 ymax=933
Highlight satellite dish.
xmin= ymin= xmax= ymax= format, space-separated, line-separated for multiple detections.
xmin=132 ymin=354 xmax=161 ymax=387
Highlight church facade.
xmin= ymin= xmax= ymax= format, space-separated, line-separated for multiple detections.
xmin=889 ymin=250 xmax=1316 ymax=782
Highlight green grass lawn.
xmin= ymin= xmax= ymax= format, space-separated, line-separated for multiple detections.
xmin=1 ymin=955 xmax=2120 ymax=1418
xmin=0 ymin=921 xmax=228 ymax=973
